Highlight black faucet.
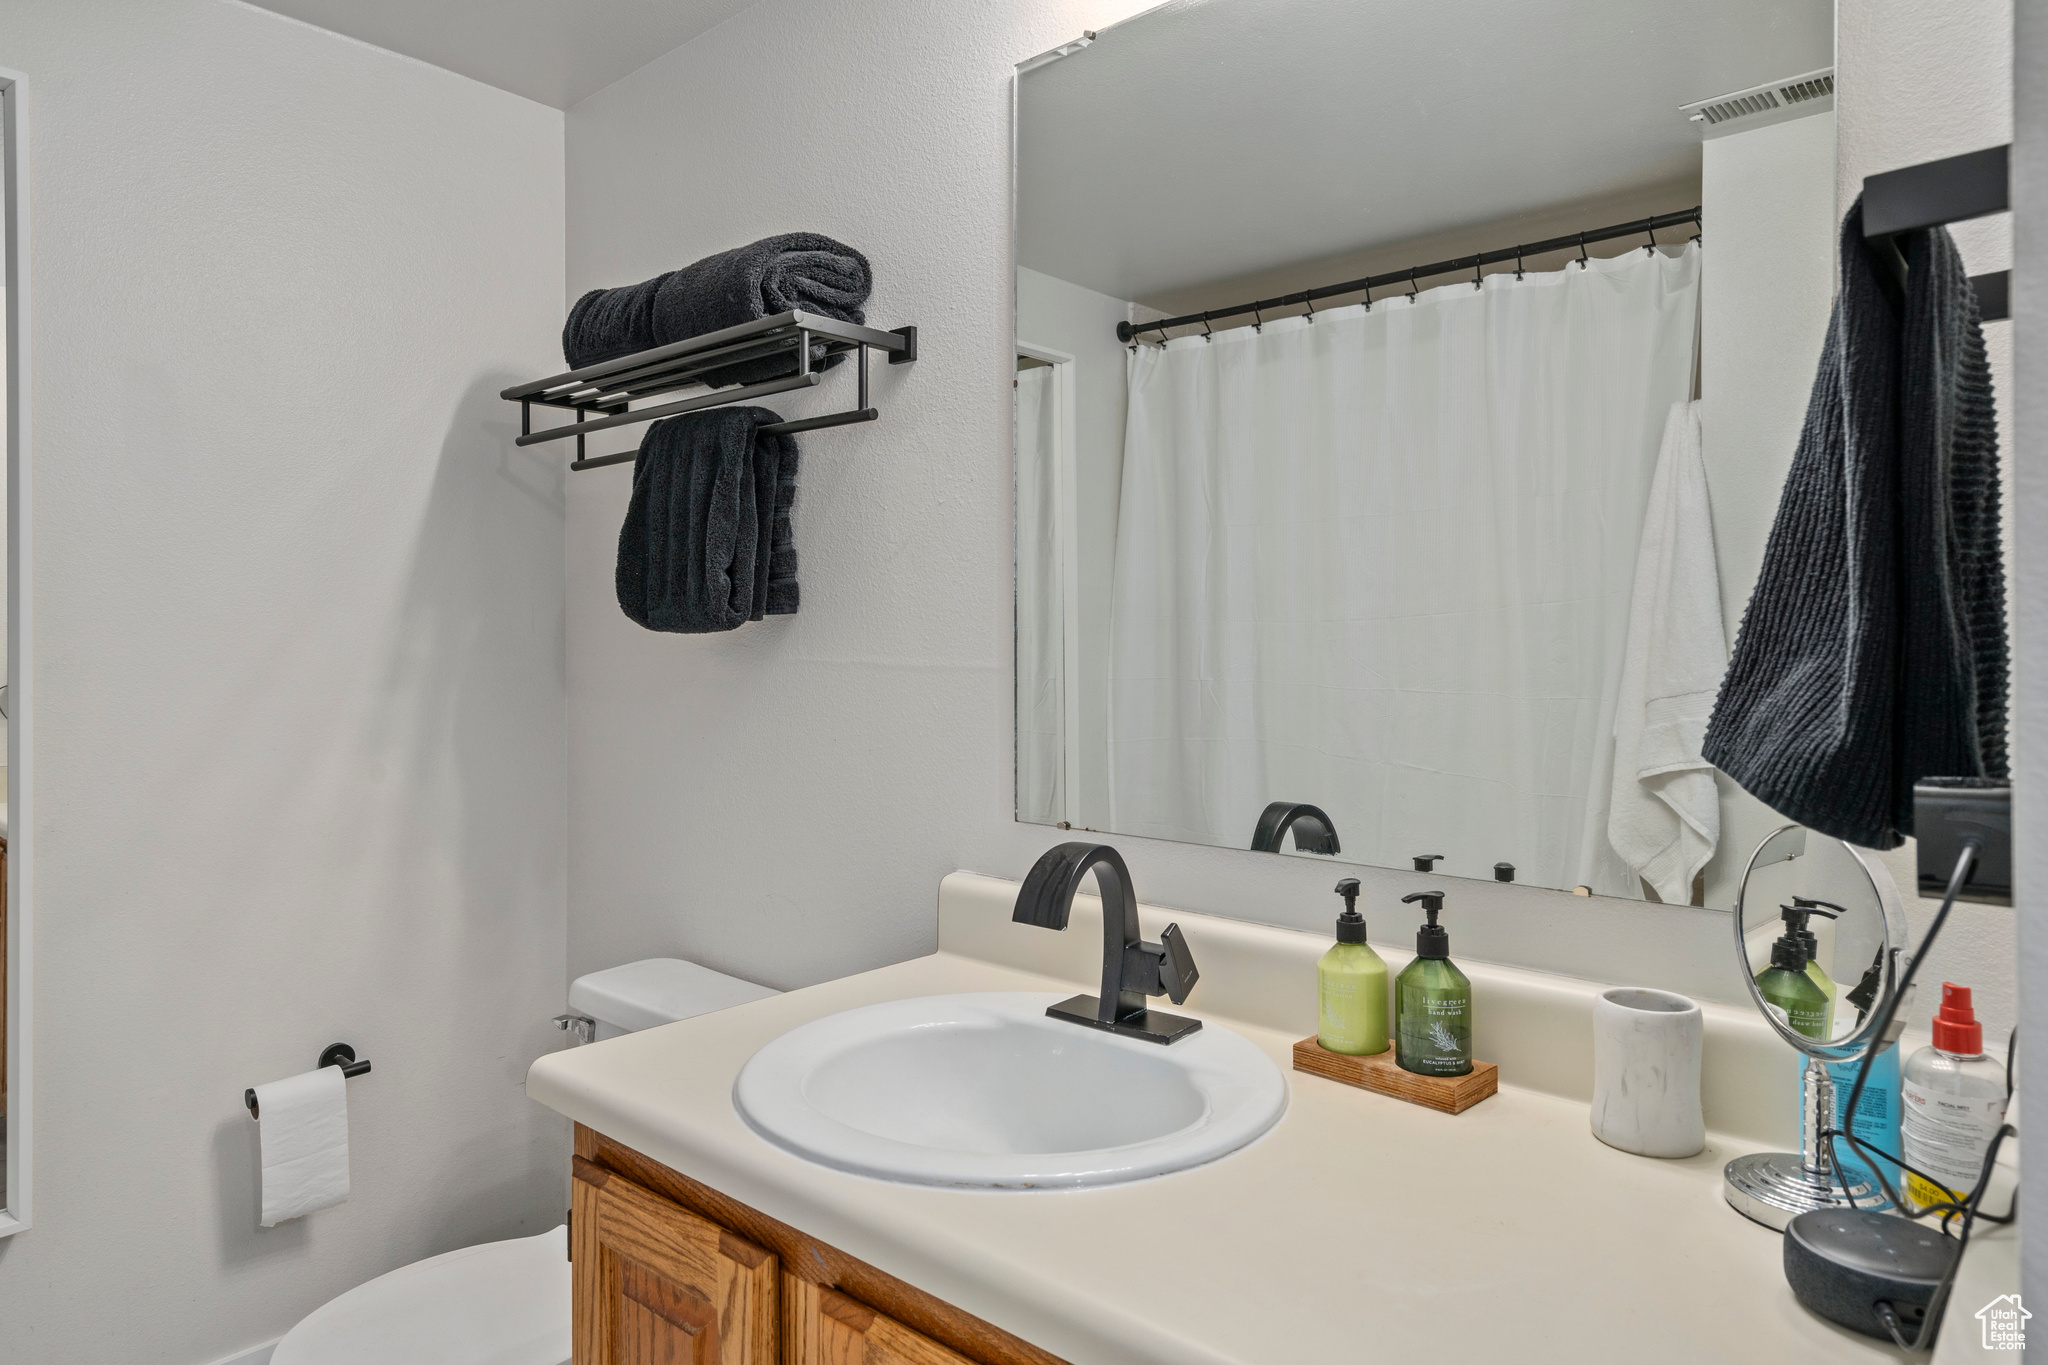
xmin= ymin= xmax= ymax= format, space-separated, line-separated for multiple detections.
xmin=1250 ymin=801 xmax=1341 ymax=855
xmin=1013 ymin=842 xmax=1202 ymax=1044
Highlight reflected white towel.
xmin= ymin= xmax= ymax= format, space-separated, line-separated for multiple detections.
xmin=256 ymin=1065 xmax=350 ymax=1227
xmin=1608 ymin=400 xmax=1726 ymax=903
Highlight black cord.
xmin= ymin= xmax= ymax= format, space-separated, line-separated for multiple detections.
xmin=1818 ymin=839 xmax=2014 ymax=1353
xmin=1824 ymin=839 xmax=1980 ymax=1213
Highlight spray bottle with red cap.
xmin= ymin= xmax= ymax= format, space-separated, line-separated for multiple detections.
xmin=1900 ymin=982 xmax=2009 ymax=1213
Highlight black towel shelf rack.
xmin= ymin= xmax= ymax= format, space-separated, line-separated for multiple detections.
xmin=1862 ymin=144 xmax=2009 ymax=321
xmin=501 ymin=311 xmax=917 ymax=471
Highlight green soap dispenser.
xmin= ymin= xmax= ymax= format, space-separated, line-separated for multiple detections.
xmin=1395 ymin=890 xmax=1472 ymax=1076
xmin=1787 ymin=898 xmax=1843 ymax=1037
xmin=1755 ymin=914 xmax=1831 ymax=1040
xmin=1317 ymin=878 xmax=1390 ymax=1055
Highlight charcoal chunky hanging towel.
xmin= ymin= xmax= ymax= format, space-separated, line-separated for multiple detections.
xmin=1701 ymin=199 xmax=2007 ymax=848
xmin=616 ymin=408 xmax=800 ymax=633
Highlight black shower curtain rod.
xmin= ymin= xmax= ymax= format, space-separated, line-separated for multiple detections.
xmin=1114 ymin=206 xmax=1704 ymax=343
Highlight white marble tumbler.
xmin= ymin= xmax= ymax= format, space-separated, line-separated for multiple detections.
xmin=1590 ymin=987 xmax=1705 ymax=1158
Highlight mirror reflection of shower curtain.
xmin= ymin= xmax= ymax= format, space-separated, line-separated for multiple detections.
xmin=1016 ymin=363 xmax=1066 ymax=823
xmin=1108 ymin=245 xmax=1699 ymax=893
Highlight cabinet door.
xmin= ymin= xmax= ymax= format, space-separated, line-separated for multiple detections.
xmin=784 ymin=1275 xmax=978 ymax=1365
xmin=573 ymin=1156 xmax=778 ymax=1365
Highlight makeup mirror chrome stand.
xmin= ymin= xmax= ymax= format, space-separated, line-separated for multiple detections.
xmin=1723 ymin=825 xmax=1912 ymax=1230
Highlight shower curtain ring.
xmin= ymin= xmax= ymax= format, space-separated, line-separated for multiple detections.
xmin=1200 ymin=310 xmax=1214 ymax=342
xmin=1251 ymin=302 xmax=1263 ymax=333
xmin=1577 ymin=232 xmax=1590 ymax=270
xmin=1407 ymin=268 xmax=1420 ymax=302
xmin=1641 ymin=220 xmax=1658 ymax=255
xmin=1361 ymin=282 xmax=1372 ymax=313
xmin=1301 ymin=292 xmax=1316 ymax=323
xmin=1515 ymin=245 xmax=1525 ymax=280
xmin=1472 ymin=259 xmax=1484 ymax=291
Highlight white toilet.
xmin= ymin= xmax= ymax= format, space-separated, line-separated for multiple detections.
xmin=272 ymin=958 xmax=779 ymax=1365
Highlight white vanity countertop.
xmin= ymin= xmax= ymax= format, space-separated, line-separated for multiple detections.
xmin=528 ymin=875 xmax=2016 ymax=1365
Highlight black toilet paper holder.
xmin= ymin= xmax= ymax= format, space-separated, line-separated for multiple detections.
xmin=244 ymin=1043 xmax=373 ymax=1119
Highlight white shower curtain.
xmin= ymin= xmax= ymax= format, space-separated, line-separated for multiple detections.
xmin=1108 ymin=245 xmax=1700 ymax=893
xmin=1016 ymin=363 xmax=1065 ymax=824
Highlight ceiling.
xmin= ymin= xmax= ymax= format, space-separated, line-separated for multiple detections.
xmin=1018 ymin=0 xmax=1833 ymax=303
xmin=245 ymin=0 xmax=760 ymax=109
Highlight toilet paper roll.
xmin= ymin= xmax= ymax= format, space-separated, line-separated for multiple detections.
xmin=254 ymin=1065 xmax=350 ymax=1227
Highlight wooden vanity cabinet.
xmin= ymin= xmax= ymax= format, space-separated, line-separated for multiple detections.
xmin=573 ymin=1125 xmax=1069 ymax=1365
xmin=784 ymin=1277 xmax=975 ymax=1365
xmin=572 ymin=1155 xmax=778 ymax=1365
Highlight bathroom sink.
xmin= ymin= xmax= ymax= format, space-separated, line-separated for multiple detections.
xmin=732 ymin=992 xmax=1287 ymax=1189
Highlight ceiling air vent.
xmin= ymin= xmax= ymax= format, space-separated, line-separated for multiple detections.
xmin=1680 ymin=69 xmax=1835 ymax=138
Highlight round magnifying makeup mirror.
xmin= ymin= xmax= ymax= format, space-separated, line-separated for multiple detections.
xmin=1724 ymin=824 xmax=1911 ymax=1230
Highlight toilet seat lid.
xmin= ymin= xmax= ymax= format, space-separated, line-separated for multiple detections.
xmin=273 ymin=1225 xmax=569 ymax=1365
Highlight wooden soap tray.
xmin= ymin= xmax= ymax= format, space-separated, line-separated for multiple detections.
xmin=1292 ymin=1037 xmax=1498 ymax=1114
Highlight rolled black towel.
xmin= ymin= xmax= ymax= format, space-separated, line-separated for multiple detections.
xmin=563 ymin=234 xmax=873 ymax=387
xmin=616 ymin=408 xmax=800 ymax=633
xmin=653 ymin=233 xmax=872 ymax=388
xmin=562 ymin=271 xmax=670 ymax=371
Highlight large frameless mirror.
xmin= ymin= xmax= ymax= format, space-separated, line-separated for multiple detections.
xmin=1 ymin=67 xmax=24 ymax=1231
xmin=1014 ymin=0 xmax=1836 ymax=908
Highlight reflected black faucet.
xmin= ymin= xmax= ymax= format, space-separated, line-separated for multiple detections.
xmin=1013 ymin=842 xmax=1202 ymax=1044
xmin=1251 ymin=801 xmax=1341 ymax=855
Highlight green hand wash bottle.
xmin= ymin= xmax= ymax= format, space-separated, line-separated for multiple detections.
xmin=1317 ymin=878 xmax=1389 ymax=1055
xmin=1395 ymin=890 xmax=1471 ymax=1077
xmin=1755 ymin=921 xmax=1831 ymax=1040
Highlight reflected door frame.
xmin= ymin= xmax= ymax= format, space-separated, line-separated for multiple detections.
xmin=2 ymin=65 xmax=34 ymax=1238
xmin=1016 ymin=340 xmax=1081 ymax=829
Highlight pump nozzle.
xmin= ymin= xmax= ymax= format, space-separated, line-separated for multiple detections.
xmin=1333 ymin=878 xmax=1367 ymax=942
xmin=1780 ymin=898 xmax=1841 ymax=977
xmin=1402 ymin=891 xmax=1449 ymax=959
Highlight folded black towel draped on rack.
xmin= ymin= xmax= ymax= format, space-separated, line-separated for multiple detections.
xmin=563 ymin=233 xmax=873 ymax=387
xmin=1702 ymin=197 xmax=2007 ymax=849
xmin=616 ymin=408 xmax=800 ymax=633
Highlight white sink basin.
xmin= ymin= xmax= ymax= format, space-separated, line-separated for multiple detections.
xmin=732 ymin=992 xmax=1287 ymax=1189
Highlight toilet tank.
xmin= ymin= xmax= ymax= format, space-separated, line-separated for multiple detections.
xmin=568 ymin=958 xmax=779 ymax=1041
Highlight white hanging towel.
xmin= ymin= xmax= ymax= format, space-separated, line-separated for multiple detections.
xmin=255 ymin=1064 xmax=351 ymax=1227
xmin=1607 ymin=400 xmax=1727 ymax=903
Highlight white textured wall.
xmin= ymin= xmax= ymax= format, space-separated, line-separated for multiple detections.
xmin=1014 ymin=266 xmax=1128 ymax=832
xmin=2012 ymin=0 xmax=2047 ymax=1318
xmin=1695 ymin=115 xmax=1837 ymax=913
xmin=1834 ymin=0 xmax=2020 ymax=1053
xmin=0 ymin=4 xmax=568 ymax=1362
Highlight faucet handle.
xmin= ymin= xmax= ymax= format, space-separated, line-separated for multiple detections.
xmin=1156 ymin=923 xmax=1199 ymax=1005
